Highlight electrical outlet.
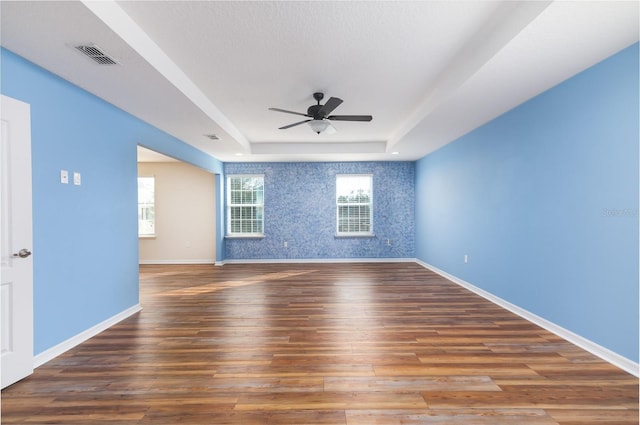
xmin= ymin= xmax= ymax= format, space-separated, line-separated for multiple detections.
xmin=284 ymin=241 xmax=288 ymax=248
xmin=386 ymin=239 xmax=393 ymax=246
xmin=464 ymin=254 xmax=468 ymax=264
xmin=60 ymin=170 xmax=69 ymax=184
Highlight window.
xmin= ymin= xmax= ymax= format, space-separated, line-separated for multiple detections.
xmin=227 ymin=175 xmax=264 ymax=236
xmin=336 ymin=174 xmax=373 ymax=236
xmin=138 ymin=176 xmax=155 ymax=237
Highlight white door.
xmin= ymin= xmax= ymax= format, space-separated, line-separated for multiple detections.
xmin=1 ymin=95 xmax=34 ymax=388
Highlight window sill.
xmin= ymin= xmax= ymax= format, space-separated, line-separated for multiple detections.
xmin=225 ymin=234 xmax=265 ymax=239
xmin=335 ymin=233 xmax=376 ymax=238
xmin=139 ymin=234 xmax=156 ymax=239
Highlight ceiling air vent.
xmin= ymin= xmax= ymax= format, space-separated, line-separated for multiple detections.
xmin=74 ymin=44 xmax=118 ymax=65
xmin=204 ymin=134 xmax=220 ymax=141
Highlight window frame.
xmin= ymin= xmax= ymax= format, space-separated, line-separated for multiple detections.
xmin=137 ymin=176 xmax=156 ymax=238
xmin=335 ymin=174 xmax=374 ymax=237
xmin=226 ymin=174 xmax=265 ymax=237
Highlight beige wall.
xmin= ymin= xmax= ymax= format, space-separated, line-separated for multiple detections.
xmin=138 ymin=162 xmax=216 ymax=263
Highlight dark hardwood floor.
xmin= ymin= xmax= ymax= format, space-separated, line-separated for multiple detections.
xmin=2 ymin=262 xmax=638 ymax=424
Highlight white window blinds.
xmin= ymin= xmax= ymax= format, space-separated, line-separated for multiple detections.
xmin=336 ymin=174 xmax=373 ymax=235
xmin=227 ymin=175 xmax=264 ymax=236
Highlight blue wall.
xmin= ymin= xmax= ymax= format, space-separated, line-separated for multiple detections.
xmin=224 ymin=162 xmax=415 ymax=260
xmin=1 ymin=49 xmax=223 ymax=355
xmin=415 ymin=43 xmax=639 ymax=362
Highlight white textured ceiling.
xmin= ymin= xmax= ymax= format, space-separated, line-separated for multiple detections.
xmin=1 ymin=1 xmax=638 ymax=162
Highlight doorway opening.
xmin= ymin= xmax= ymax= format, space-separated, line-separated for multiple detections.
xmin=136 ymin=145 xmax=218 ymax=298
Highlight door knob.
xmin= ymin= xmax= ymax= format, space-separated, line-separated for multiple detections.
xmin=13 ymin=249 xmax=31 ymax=258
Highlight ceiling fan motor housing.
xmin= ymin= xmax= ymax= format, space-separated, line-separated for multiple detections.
xmin=307 ymin=104 xmax=323 ymax=119
xmin=308 ymin=92 xmax=326 ymax=119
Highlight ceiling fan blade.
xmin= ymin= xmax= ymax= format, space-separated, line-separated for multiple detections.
xmin=269 ymin=107 xmax=310 ymax=117
xmin=278 ymin=119 xmax=312 ymax=130
xmin=327 ymin=115 xmax=373 ymax=122
xmin=317 ymin=97 xmax=343 ymax=117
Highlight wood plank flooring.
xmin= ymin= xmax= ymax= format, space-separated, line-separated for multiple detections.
xmin=2 ymin=262 xmax=638 ymax=424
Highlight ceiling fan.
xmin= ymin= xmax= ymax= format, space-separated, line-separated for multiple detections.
xmin=269 ymin=92 xmax=373 ymax=134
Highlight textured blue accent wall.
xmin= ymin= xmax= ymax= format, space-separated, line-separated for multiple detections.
xmin=415 ymin=43 xmax=639 ymax=362
xmin=224 ymin=162 xmax=415 ymax=260
xmin=1 ymin=49 xmax=223 ymax=355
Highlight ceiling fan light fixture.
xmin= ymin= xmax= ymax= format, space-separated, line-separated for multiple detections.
xmin=270 ymin=93 xmax=371 ymax=133
xmin=308 ymin=119 xmax=331 ymax=134
xmin=324 ymin=122 xmax=336 ymax=135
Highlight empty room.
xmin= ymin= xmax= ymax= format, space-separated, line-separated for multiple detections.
xmin=1 ymin=1 xmax=638 ymax=424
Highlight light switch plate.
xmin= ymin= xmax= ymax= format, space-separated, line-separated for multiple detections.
xmin=60 ymin=170 xmax=69 ymax=184
xmin=73 ymin=172 xmax=81 ymax=186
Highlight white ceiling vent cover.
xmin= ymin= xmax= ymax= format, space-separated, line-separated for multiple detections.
xmin=74 ymin=44 xmax=118 ymax=65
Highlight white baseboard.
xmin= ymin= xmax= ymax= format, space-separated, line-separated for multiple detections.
xmin=139 ymin=259 xmax=215 ymax=265
xmin=34 ymin=304 xmax=142 ymax=368
xmin=222 ymin=257 xmax=416 ymax=264
xmin=417 ymin=260 xmax=639 ymax=377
